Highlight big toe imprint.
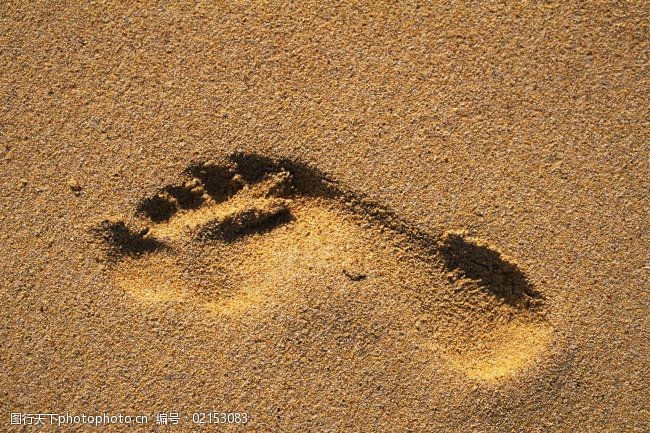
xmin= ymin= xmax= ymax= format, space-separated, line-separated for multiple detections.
xmin=94 ymin=152 xmax=552 ymax=381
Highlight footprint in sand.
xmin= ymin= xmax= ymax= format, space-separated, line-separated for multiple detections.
xmin=94 ymin=152 xmax=551 ymax=381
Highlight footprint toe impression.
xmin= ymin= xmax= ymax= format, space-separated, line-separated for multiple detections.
xmin=94 ymin=152 xmax=552 ymax=381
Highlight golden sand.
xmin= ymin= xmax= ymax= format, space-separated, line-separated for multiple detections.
xmin=1 ymin=2 xmax=647 ymax=432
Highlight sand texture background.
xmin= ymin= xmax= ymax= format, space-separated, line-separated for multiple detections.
xmin=1 ymin=2 xmax=648 ymax=432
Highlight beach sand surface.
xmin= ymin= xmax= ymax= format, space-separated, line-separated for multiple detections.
xmin=1 ymin=2 xmax=648 ymax=432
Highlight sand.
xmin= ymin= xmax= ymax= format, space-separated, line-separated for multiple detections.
xmin=1 ymin=2 xmax=648 ymax=432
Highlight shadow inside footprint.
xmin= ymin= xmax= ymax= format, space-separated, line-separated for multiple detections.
xmin=183 ymin=162 xmax=243 ymax=202
xmin=229 ymin=151 xmax=341 ymax=199
xmin=136 ymin=194 xmax=179 ymax=223
xmin=197 ymin=203 xmax=294 ymax=242
xmin=440 ymin=232 xmax=544 ymax=308
xmin=94 ymin=220 xmax=165 ymax=257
